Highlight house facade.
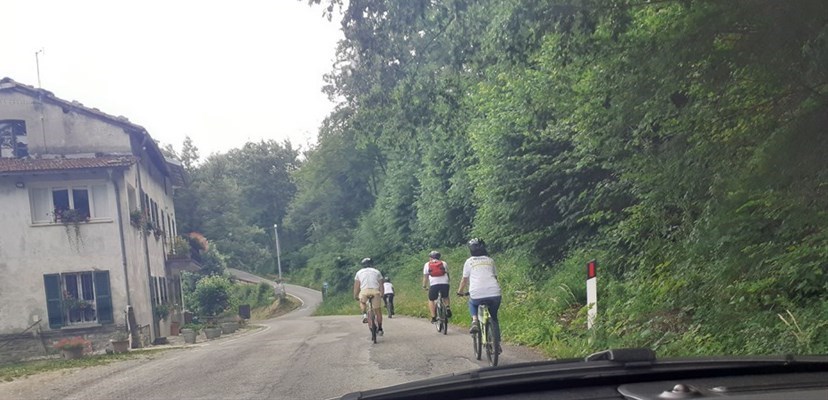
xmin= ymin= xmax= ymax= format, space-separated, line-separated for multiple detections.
xmin=0 ymin=77 xmax=194 ymax=362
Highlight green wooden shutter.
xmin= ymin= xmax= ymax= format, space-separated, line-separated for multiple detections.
xmin=94 ymin=271 xmax=114 ymax=324
xmin=43 ymin=274 xmax=64 ymax=329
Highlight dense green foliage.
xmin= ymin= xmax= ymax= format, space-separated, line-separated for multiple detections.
xmin=176 ymin=0 xmax=828 ymax=357
xmin=170 ymin=139 xmax=300 ymax=275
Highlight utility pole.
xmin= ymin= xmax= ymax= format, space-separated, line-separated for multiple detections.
xmin=273 ymin=224 xmax=283 ymax=281
xmin=273 ymin=224 xmax=285 ymax=299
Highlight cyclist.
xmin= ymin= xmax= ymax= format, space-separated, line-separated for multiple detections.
xmin=354 ymin=257 xmax=384 ymax=336
xmin=423 ymin=250 xmax=452 ymax=323
xmin=456 ymin=238 xmax=502 ymax=353
xmin=382 ymin=277 xmax=395 ymax=317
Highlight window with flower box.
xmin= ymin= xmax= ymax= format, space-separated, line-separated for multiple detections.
xmin=43 ymin=270 xmax=113 ymax=328
xmin=29 ymin=183 xmax=111 ymax=224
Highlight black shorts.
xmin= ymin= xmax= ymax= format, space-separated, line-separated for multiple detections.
xmin=428 ymin=284 xmax=450 ymax=301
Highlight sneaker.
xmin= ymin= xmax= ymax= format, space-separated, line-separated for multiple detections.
xmin=469 ymin=321 xmax=480 ymax=334
xmin=431 ymin=317 xmax=437 ymax=323
xmin=446 ymin=308 xmax=453 ymax=318
xmin=378 ymin=329 xmax=384 ymax=336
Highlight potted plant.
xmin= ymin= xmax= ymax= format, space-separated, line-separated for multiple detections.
xmin=129 ymin=209 xmax=144 ymax=227
xmin=180 ymin=323 xmax=201 ymax=344
xmin=169 ymin=236 xmax=191 ymax=259
xmin=110 ymin=330 xmax=130 ymax=353
xmin=54 ymin=336 xmax=90 ymax=359
xmin=203 ymin=320 xmax=222 ymax=340
xmin=63 ymin=297 xmax=93 ymax=322
xmin=154 ymin=304 xmax=170 ymax=321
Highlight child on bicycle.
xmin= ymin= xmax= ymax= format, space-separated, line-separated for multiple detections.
xmin=423 ymin=250 xmax=451 ymax=323
xmin=456 ymin=238 xmax=502 ymax=353
xmin=354 ymin=257 xmax=384 ymax=335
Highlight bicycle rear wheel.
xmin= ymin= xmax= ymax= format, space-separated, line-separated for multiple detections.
xmin=485 ymin=320 xmax=499 ymax=366
xmin=368 ymin=306 xmax=377 ymax=343
xmin=435 ymin=296 xmax=445 ymax=333
xmin=484 ymin=321 xmax=494 ymax=364
xmin=473 ymin=326 xmax=482 ymax=360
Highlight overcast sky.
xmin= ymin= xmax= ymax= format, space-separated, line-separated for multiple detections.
xmin=3 ymin=0 xmax=343 ymax=159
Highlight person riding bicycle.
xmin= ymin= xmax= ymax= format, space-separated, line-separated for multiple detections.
xmin=456 ymin=238 xmax=502 ymax=353
xmin=423 ymin=250 xmax=452 ymax=323
xmin=382 ymin=277 xmax=395 ymax=317
xmin=354 ymin=257 xmax=384 ymax=336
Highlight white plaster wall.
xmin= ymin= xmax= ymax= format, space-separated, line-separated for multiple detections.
xmin=0 ymin=174 xmax=128 ymax=334
xmin=0 ymin=91 xmax=132 ymax=155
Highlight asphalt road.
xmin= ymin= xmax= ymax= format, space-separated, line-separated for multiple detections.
xmin=0 ymin=271 xmax=548 ymax=400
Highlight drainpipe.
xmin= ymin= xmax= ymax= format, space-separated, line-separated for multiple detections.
xmin=136 ymin=133 xmax=158 ymax=340
xmin=110 ymin=169 xmax=132 ymax=306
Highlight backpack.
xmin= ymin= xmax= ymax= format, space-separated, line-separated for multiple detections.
xmin=428 ymin=260 xmax=446 ymax=277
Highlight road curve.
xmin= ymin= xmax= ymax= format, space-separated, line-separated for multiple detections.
xmin=0 ymin=270 xmax=548 ymax=400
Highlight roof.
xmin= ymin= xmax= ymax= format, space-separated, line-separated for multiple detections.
xmin=0 ymin=77 xmax=178 ymax=180
xmin=165 ymin=157 xmax=187 ymax=187
xmin=0 ymin=77 xmax=147 ymax=133
xmin=0 ymin=156 xmax=137 ymax=174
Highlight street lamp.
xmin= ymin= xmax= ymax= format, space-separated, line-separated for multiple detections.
xmin=273 ymin=224 xmax=283 ymax=282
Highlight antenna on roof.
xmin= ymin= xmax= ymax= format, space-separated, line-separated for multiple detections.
xmin=35 ymin=48 xmax=44 ymax=88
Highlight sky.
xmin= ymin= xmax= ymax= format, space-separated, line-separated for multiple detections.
xmin=3 ymin=0 xmax=344 ymax=158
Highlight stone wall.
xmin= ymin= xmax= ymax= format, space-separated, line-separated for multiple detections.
xmin=0 ymin=324 xmax=123 ymax=365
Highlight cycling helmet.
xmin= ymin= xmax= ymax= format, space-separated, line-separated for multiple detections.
xmin=468 ymin=238 xmax=487 ymax=256
xmin=429 ymin=251 xmax=441 ymax=259
xmin=360 ymin=257 xmax=373 ymax=267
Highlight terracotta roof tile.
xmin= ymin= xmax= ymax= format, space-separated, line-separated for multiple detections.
xmin=0 ymin=156 xmax=137 ymax=173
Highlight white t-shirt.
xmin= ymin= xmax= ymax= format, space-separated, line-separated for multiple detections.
xmin=354 ymin=267 xmax=383 ymax=290
xmin=383 ymin=282 xmax=394 ymax=294
xmin=462 ymin=256 xmax=501 ymax=299
xmin=423 ymin=260 xmax=450 ymax=285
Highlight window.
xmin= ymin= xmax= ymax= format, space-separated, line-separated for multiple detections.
xmin=151 ymin=276 xmax=169 ymax=305
xmin=30 ymin=184 xmax=111 ymax=224
xmin=43 ymin=271 xmax=113 ymax=328
xmin=0 ymin=119 xmax=28 ymax=158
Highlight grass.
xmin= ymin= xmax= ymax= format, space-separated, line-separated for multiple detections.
xmin=0 ymin=349 xmax=171 ymax=382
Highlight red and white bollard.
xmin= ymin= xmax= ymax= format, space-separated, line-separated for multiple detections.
xmin=586 ymin=260 xmax=597 ymax=330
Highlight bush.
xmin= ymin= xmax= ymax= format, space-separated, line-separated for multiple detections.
xmin=192 ymin=275 xmax=233 ymax=317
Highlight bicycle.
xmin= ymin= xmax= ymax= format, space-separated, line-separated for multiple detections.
xmin=365 ymin=295 xmax=378 ymax=343
xmin=459 ymin=292 xmax=500 ymax=366
xmin=383 ymin=294 xmax=394 ymax=319
xmin=435 ymin=291 xmax=449 ymax=335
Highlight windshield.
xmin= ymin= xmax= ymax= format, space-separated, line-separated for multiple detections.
xmin=1 ymin=1 xmax=826 ymax=399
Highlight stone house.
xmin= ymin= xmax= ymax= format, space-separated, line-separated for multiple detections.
xmin=0 ymin=77 xmax=197 ymax=362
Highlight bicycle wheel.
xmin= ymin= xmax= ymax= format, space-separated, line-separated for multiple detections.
xmin=436 ymin=304 xmax=444 ymax=333
xmin=440 ymin=300 xmax=448 ymax=335
xmin=484 ymin=320 xmax=494 ymax=364
xmin=473 ymin=328 xmax=482 ymax=360
xmin=368 ymin=306 xmax=377 ymax=343
xmin=491 ymin=319 xmax=500 ymax=366
xmin=435 ymin=295 xmax=444 ymax=333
